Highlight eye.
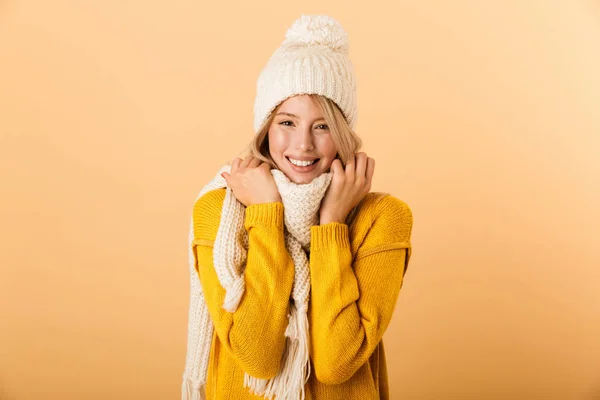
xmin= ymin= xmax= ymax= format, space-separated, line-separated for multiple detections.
xmin=279 ymin=120 xmax=294 ymax=126
xmin=316 ymin=124 xmax=329 ymax=130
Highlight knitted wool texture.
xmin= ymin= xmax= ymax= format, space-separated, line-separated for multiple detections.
xmin=182 ymin=163 xmax=333 ymax=400
xmin=183 ymin=13 xmax=356 ymax=399
xmin=253 ymin=14 xmax=357 ymax=133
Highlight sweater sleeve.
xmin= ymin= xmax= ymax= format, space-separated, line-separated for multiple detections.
xmin=192 ymin=189 xmax=295 ymax=379
xmin=308 ymin=194 xmax=413 ymax=385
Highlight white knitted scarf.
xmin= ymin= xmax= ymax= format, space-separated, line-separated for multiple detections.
xmin=182 ymin=163 xmax=333 ymax=400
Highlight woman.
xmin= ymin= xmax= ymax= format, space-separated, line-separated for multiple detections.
xmin=183 ymin=15 xmax=413 ymax=400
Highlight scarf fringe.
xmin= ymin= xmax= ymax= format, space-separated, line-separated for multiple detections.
xmin=184 ymin=166 xmax=331 ymax=400
xmin=244 ymin=302 xmax=310 ymax=400
xmin=181 ymin=375 xmax=206 ymax=400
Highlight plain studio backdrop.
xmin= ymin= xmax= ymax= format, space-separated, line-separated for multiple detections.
xmin=1 ymin=1 xmax=599 ymax=399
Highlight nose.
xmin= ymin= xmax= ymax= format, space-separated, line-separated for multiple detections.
xmin=294 ymin=125 xmax=315 ymax=151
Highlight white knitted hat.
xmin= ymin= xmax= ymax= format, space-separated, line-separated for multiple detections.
xmin=253 ymin=14 xmax=357 ymax=133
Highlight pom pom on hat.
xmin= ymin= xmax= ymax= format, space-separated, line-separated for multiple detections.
xmin=283 ymin=14 xmax=349 ymax=54
xmin=253 ymin=14 xmax=357 ymax=133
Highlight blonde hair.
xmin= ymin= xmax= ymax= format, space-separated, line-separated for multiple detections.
xmin=236 ymin=94 xmax=362 ymax=168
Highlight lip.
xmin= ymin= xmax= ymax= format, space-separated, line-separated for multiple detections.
xmin=286 ymin=157 xmax=319 ymax=173
xmin=286 ymin=156 xmax=319 ymax=162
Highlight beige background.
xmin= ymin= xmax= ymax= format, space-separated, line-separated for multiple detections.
xmin=1 ymin=1 xmax=599 ymax=399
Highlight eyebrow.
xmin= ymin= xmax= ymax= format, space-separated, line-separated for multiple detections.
xmin=275 ymin=112 xmax=326 ymax=122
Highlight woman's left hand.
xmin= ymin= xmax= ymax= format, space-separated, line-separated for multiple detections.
xmin=319 ymin=152 xmax=375 ymax=225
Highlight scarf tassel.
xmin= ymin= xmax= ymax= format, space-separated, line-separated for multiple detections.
xmin=181 ymin=375 xmax=206 ymax=400
xmin=244 ymin=302 xmax=311 ymax=400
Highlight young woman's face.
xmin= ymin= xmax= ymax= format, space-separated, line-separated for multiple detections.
xmin=267 ymin=95 xmax=337 ymax=184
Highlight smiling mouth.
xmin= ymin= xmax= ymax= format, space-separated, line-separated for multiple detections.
xmin=285 ymin=157 xmax=321 ymax=172
xmin=286 ymin=156 xmax=320 ymax=166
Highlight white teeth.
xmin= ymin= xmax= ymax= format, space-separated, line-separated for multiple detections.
xmin=288 ymin=158 xmax=316 ymax=167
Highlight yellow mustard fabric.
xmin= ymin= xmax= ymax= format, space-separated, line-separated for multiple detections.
xmin=191 ymin=188 xmax=413 ymax=399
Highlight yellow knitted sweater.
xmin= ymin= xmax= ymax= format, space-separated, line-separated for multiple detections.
xmin=191 ymin=188 xmax=413 ymax=399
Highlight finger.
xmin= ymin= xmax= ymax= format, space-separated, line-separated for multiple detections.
xmin=221 ymin=172 xmax=229 ymax=182
xmin=345 ymin=153 xmax=356 ymax=181
xmin=330 ymin=159 xmax=344 ymax=177
xmin=248 ymin=157 xmax=262 ymax=169
xmin=260 ymin=162 xmax=273 ymax=172
xmin=355 ymin=152 xmax=368 ymax=179
xmin=366 ymin=157 xmax=375 ymax=183
xmin=240 ymin=155 xmax=254 ymax=169
xmin=231 ymin=158 xmax=242 ymax=174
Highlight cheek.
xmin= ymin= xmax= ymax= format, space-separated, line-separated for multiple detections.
xmin=267 ymin=129 xmax=288 ymax=156
xmin=316 ymin=136 xmax=337 ymax=159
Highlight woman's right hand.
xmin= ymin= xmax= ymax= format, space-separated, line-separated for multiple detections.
xmin=221 ymin=156 xmax=282 ymax=207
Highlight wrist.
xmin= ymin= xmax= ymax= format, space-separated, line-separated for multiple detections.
xmin=250 ymin=195 xmax=282 ymax=206
xmin=267 ymin=193 xmax=282 ymax=204
xmin=319 ymin=213 xmax=346 ymax=225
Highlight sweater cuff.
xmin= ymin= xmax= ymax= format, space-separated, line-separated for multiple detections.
xmin=244 ymin=202 xmax=284 ymax=229
xmin=310 ymin=222 xmax=350 ymax=250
